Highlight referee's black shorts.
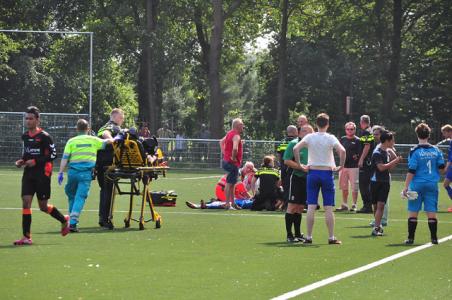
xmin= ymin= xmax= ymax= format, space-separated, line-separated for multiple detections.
xmin=21 ymin=172 xmax=51 ymax=200
xmin=287 ymin=174 xmax=307 ymax=205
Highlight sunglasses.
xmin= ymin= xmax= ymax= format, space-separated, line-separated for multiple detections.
xmin=346 ymin=128 xmax=355 ymax=131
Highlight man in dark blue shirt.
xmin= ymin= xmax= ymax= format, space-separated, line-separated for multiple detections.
xmin=370 ymin=131 xmax=402 ymax=236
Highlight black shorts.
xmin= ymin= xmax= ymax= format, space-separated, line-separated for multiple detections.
xmin=371 ymin=181 xmax=390 ymax=204
xmin=287 ymin=174 xmax=307 ymax=205
xmin=21 ymin=172 xmax=51 ymax=200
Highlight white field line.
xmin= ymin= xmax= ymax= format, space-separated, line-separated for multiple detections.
xmin=271 ymin=234 xmax=452 ymax=300
xmin=1 ymin=207 xmax=452 ymax=224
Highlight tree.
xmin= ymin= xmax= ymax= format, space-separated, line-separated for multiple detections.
xmin=192 ymin=0 xmax=250 ymax=138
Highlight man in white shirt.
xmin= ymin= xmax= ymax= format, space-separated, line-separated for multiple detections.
xmin=293 ymin=113 xmax=346 ymax=244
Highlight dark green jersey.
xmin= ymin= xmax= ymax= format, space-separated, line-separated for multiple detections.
xmin=282 ymin=138 xmax=308 ymax=177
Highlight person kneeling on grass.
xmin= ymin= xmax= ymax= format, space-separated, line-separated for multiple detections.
xmin=369 ymin=131 xmax=402 ymax=237
xmin=250 ymin=155 xmax=283 ymax=211
xmin=402 ymin=123 xmax=445 ymax=245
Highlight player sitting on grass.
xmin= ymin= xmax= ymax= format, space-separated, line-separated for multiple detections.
xmin=369 ymin=131 xmax=402 ymax=236
xmin=402 ymin=123 xmax=445 ymax=245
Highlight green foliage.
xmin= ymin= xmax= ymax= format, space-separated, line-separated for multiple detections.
xmin=0 ymin=0 xmax=450 ymax=141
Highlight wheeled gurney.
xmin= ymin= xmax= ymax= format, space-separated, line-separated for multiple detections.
xmin=105 ymin=132 xmax=168 ymax=230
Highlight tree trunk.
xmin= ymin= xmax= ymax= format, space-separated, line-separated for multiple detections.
xmin=209 ymin=0 xmax=225 ymax=138
xmin=374 ymin=0 xmax=386 ymax=84
xmin=383 ymin=0 xmax=402 ymax=120
xmin=137 ymin=0 xmax=159 ymax=133
xmin=276 ymin=0 xmax=289 ymax=127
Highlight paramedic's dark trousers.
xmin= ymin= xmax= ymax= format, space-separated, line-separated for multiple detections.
xmin=359 ymin=167 xmax=373 ymax=212
xmin=97 ymin=166 xmax=113 ymax=225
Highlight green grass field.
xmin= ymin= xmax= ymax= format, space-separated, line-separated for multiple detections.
xmin=1 ymin=168 xmax=452 ymax=299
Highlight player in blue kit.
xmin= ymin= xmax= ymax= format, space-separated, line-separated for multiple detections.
xmin=402 ymin=123 xmax=445 ymax=245
xmin=439 ymin=125 xmax=452 ymax=212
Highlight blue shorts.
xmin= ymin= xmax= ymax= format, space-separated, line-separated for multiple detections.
xmin=407 ymin=181 xmax=438 ymax=213
xmin=306 ymin=170 xmax=335 ymax=206
xmin=222 ymin=160 xmax=239 ymax=184
xmin=446 ymin=165 xmax=452 ymax=181
xmin=234 ymin=199 xmax=253 ymax=209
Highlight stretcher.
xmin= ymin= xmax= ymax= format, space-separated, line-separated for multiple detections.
xmin=105 ymin=132 xmax=168 ymax=230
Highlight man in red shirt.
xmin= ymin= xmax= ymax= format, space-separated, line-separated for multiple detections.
xmin=219 ymin=118 xmax=244 ymax=210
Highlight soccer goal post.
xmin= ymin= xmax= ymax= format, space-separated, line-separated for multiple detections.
xmin=0 ymin=29 xmax=94 ymax=126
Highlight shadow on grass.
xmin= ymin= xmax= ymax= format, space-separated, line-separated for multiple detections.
xmin=350 ymin=234 xmax=373 ymax=239
xmin=0 ymin=243 xmax=57 ymax=249
xmin=386 ymin=243 xmax=419 ymax=247
xmin=346 ymin=225 xmax=373 ymax=229
xmin=259 ymin=241 xmax=320 ymax=248
xmin=35 ymin=226 xmax=148 ymax=234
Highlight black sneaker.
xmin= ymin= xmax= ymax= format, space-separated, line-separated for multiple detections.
xmin=357 ymin=208 xmax=373 ymax=214
xmin=404 ymin=239 xmax=414 ymax=245
xmin=328 ymin=238 xmax=342 ymax=245
xmin=335 ymin=206 xmax=349 ymax=212
xmin=303 ymin=238 xmax=313 ymax=244
xmin=371 ymin=227 xmax=383 ymax=236
xmin=294 ymin=234 xmax=305 ymax=242
xmin=287 ymin=236 xmax=297 ymax=243
xmin=185 ymin=201 xmax=200 ymax=209
xmin=69 ymin=224 xmax=79 ymax=233
xmin=431 ymin=239 xmax=438 ymax=245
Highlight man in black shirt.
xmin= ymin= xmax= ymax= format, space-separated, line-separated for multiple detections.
xmin=276 ymin=125 xmax=298 ymax=204
xmin=336 ymin=122 xmax=361 ymax=212
xmin=14 ymin=106 xmax=69 ymax=245
xmin=357 ymin=115 xmax=375 ymax=213
xmin=96 ymin=108 xmax=124 ymax=228
xmin=370 ymin=131 xmax=402 ymax=236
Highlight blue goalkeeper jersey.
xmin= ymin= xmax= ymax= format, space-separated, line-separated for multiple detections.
xmin=408 ymin=144 xmax=445 ymax=183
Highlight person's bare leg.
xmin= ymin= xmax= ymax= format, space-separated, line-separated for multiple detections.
xmin=374 ymin=202 xmax=385 ymax=228
xmin=224 ymin=183 xmax=233 ymax=208
xmin=341 ymin=190 xmax=349 ymax=207
xmin=306 ymin=204 xmax=316 ymax=240
xmin=324 ymin=206 xmax=335 ymax=239
xmin=352 ymin=191 xmax=358 ymax=206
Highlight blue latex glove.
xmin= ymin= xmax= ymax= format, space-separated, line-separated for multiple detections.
xmin=58 ymin=172 xmax=64 ymax=185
